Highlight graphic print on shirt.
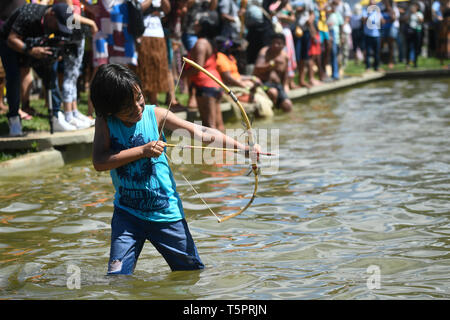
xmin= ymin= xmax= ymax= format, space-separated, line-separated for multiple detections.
xmin=110 ymin=133 xmax=170 ymax=213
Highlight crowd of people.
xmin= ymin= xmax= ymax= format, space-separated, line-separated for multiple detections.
xmin=0 ymin=0 xmax=449 ymax=136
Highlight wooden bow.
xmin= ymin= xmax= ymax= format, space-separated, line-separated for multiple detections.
xmin=182 ymin=57 xmax=259 ymax=223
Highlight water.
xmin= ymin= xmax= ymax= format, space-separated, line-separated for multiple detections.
xmin=0 ymin=78 xmax=449 ymax=299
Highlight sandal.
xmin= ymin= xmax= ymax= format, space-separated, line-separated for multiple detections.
xmin=169 ymin=102 xmax=188 ymax=113
xmin=22 ymin=107 xmax=38 ymax=116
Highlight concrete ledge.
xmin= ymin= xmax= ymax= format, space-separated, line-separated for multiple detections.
xmin=0 ymin=127 xmax=94 ymax=151
xmin=0 ymin=148 xmax=64 ymax=177
xmin=288 ymin=71 xmax=385 ymax=100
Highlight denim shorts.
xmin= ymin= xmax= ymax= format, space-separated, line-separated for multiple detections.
xmin=108 ymin=206 xmax=204 ymax=274
xmin=263 ymin=82 xmax=289 ymax=108
xmin=295 ymin=29 xmax=311 ymax=61
xmin=195 ymin=86 xmax=223 ymax=99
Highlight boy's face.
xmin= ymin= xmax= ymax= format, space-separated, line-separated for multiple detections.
xmin=115 ymin=87 xmax=145 ymax=125
xmin=270 ymin=38 xmax=285 ymax=53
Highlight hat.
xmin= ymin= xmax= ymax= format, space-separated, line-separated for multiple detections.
xmin=51 ymin=3 xmax=74 ymax=35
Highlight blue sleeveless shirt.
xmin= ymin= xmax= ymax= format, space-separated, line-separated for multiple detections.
xmin=107 ymin=105 xmax=184 ymax=222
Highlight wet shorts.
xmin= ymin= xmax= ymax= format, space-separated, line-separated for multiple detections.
xmin=194 ymin=86 xmax=223 ymax=99
xmin=108 ymin=206 xmax=204 ymax=274
xmin=263 ymin=82 xmax=289 ymax=109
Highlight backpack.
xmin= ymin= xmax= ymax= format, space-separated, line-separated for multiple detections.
xmin=126 ymin=0 xmax=146 ymax=38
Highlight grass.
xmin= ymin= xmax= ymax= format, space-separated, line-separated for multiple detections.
xmin=0 ymin=141 xmax=39 ymax=162
xmin=343 ymin=56 xmax=450 ymax=76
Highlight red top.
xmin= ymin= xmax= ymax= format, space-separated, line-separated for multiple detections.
xmin=188 ymin=53 xmax=222 ymax=88
xmin=54 ymin=0 xmax=81 ymax=15
xmin=72 ymin=0 xmax=81 ymax=15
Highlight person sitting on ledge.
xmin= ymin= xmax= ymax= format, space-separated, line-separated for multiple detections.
xmin=252 ymin=33 xmax=293 ymax=112
xmin=215 ymin=36 xmax=274 ymax=117
xmin=215 ymin=36 xmax=262 ymax=90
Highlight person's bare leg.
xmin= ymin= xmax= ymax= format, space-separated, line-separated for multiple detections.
xmin=187 ymin=79 xmax=197 ymax=109
xmin=388 ymin=38 xmax=394 ymax=69
xmin=166 ymin=68 xmax=179 ymax=105
xmin=197 ymin=95 xmax=216 ymax=129
xmin=298 ymin=60 xmax=311 ymax=88
xmin=20 ymin=67 xmax=33 ymax=116
xmin=315 ymin=54 xmax=325 ymax=81
xmin=266 ymin=88 xmax=279 ymax=107
xmin=214 ymin=97 xmax=225 ymax=132
xmin=309 ymin=58 xmax=322 ymax=86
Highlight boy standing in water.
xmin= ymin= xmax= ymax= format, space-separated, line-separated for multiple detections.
xmin=90 ymin=64 xmax=254 ymax=274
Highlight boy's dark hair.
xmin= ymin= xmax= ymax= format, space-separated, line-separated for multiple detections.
xmin=90 ymin=63 xmax=142 ymax=117
xmin=271 ymin=32 xmax=286 ymax=44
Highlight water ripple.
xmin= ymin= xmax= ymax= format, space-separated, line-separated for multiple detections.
xmin=0 ymin=78 xmax=449 ymax=299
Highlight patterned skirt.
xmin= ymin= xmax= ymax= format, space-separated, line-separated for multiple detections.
xmin=136 ymin=37 xmax=170 ymax=96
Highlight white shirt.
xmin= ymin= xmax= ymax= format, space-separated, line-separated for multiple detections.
xmin=292 ymin=0 xmax=314 ymax=28
xmin=139 ymin=0 xmax=164 ymax=38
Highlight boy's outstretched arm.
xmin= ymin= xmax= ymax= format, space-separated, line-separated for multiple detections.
xmin=92 ymin=116 xmax=166 ymax=171
xmin=155 ymin=107 xmax=260 ymax=154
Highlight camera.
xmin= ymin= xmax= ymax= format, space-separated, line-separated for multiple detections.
xmin=24 ymin=35 xmax=80 ymax=68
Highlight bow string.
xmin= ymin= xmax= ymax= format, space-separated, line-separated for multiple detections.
xmin=158 ymin=57 xmax=259 ymax=223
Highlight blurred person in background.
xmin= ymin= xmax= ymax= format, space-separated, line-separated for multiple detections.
xmin=218 ymin=0 xmax=241 ymax=40
xmin=292 ymin=0 xmax=316 ymax=88
xmin=243 ymin=0 xmax=287 ymax=69
xmin=184 ymin=12 xmax=225 ymax=131
xmin=253 ymin=32 xmax=293 ymax=112
xmin=362 ymin=0 xmax=382 ymax=71
xmin=275 ymin=0 xmax=299 ymax=89
xmin=405 ymin=1 xmax=424 ymax=68
xmin=327 ymin=0 xmax=343 ymax=80
xmin=379 ymin=0 xmax=396 ymax=69
xmin=180 ymin=0 xmax=218 ymax=109
xmin=135 ymin=0 xmax=172 ymax=106
xmin=335 ymin=0 xmax=352 ymax=71
xmin=58 ymin=0 xmax=97 ymax=129
xmin=350 ymin=3 xmax=364 ymax=64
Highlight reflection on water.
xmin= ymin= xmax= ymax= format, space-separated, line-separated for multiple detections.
xmin=0 ymin=78 xmax=449 ymax=299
